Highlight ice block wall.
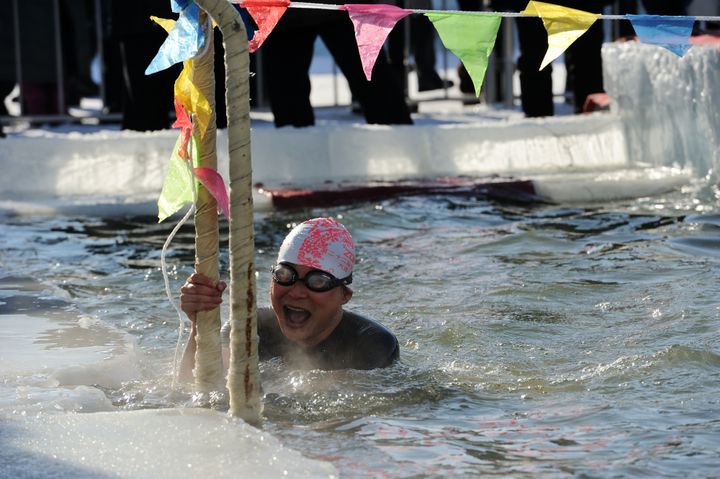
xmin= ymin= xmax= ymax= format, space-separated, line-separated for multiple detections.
xmin=603 ymin=42 xmax=720 ymax=178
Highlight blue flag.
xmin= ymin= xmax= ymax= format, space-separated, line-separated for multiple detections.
xmin=171 ymin=0 xmax=192 ymax=13
xmin=146 ymin=3 xmax=205 ymax=75
xmin=627 ymin=14 xmax=695 ymax=57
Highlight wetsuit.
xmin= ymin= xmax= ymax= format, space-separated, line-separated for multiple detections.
xmin=222 ymin=307 xmax=399 ymax=370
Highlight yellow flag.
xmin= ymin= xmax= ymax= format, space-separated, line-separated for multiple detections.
xmin=523 ymin=1 xmax=600 ymax=70
xmin=150 ymin=16 xmax=175 ymax=33
xmin=152 ymin=16 xmax=211 ymax=136
xmin=174 ymin=60 xmax=212 ymax=138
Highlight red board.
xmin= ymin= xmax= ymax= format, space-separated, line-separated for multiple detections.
xmin=256 ymin=176 xmax=542 ymax=209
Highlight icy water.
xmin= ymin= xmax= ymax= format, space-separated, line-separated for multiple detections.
xmin=2 ymin=179 xmax=719 ymax=478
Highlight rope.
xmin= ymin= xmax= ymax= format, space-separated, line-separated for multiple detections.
xmin=162 ymin=149 xmax=198 ymax=391
xmin=193 ymin=15 xmax=214 ymax=61
xmin=288 ymin=2 xmax=720 ymax=22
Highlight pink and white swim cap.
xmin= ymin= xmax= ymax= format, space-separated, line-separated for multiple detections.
xmin=277 ymin=218 xmax=355 ymax=279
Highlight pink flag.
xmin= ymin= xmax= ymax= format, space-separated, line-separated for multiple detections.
xmin=239 ymin=0 xmax=290 ymax=52
xmin=193 ymin=167 xmax=230 ymax=220
xmin=340 ymin=4 xmax=411 ymax=81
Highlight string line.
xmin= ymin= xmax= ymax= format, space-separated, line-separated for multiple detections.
xmin=288 ymin=2 xmax=720 ymax=22
xmin=162 ymin=138 xmax=199 ymax=390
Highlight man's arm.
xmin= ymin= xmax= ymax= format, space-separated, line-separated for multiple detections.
xmin=178 ymin=321 xmax=199 ymax=382
xmin=178 ymin=273 xmax=227 ymax=382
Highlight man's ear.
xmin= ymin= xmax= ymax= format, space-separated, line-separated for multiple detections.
xmin=341 ymin=287 xmax=353 ymax=304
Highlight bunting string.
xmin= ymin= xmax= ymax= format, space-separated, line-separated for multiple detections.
xmin=288 ymin=2 xmax=720 ymax=22
xmin=146 ymin=0 xmax=720 ymax=103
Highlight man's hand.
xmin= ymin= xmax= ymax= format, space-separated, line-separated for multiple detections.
xmin=180 ymin=273 xmax=227 ymax=322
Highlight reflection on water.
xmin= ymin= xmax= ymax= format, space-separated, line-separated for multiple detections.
xmin=1 ymin=178 xmax=719 ymax=477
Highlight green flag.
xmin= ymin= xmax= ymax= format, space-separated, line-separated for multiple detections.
xmin=157 ymin=135 xmax=199 ymax=222
xmin=426 ymin=12 xmax=501 ymax=97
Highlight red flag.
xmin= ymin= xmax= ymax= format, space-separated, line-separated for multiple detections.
xmin=239 ymin=0 xmax=290 ymax=52
xmin=172 ymin=98 xmax=193 ymax=160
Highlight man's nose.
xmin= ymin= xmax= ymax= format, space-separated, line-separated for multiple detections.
xmin=287 ymin=280 xmax=309 ymax=297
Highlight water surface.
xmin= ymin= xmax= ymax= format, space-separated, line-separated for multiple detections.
xmin=1 ymin=179 xmax=719 ymax=477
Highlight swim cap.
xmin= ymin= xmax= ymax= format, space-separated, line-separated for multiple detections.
xmin=277 ymin=218 xmax=355 ymax=279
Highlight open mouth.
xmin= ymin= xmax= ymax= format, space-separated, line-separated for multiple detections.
xmin=283 ymin=305 xmax=311 ymax=327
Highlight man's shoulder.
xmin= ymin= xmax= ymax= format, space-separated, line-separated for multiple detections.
xmin=331 ymin=310 xmax=399 ymax=369
xmin=341 ymin=310 xmax=396 ymax=340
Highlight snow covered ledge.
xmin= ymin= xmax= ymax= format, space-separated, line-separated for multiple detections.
xmin=0 ymin=112 xmax=628 ymax=200
xmin=5 ymin=40 xmax=720 ymax=211
xmin=248 ymin=114 xmax=628 ymax=185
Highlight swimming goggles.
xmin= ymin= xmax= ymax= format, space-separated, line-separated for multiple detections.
xmin=271 ymin=263 xmax=352 ymax=292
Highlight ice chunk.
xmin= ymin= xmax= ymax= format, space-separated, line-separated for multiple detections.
xmin=603 ymin=42 xmax=720 ymax=178
xmin=1 ymin=408 xmax=337 ymax=478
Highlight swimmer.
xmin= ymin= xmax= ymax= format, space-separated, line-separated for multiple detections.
xmin=180 ymin=217 xmax=399 ymax=379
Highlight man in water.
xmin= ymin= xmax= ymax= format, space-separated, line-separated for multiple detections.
xmin=180 ymin=217 xmax=399 ymax=378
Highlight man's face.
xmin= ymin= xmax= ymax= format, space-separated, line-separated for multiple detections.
xmin=270 ymin=264 xmax=352 ymax=348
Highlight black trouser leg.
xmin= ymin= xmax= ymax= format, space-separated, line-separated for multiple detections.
xmin=516 ymin=16 xmax=554 ymax=117
xmin=261 ymin=26 xmax=316 ymax=127
xmin=320 ymin=15 xmax=411 ymax=125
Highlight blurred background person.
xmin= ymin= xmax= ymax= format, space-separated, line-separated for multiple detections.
xmin=0 ymin=0 xmax=16 ymax=137
xmin=109 ymin=0 xmax=179 ymax=130
xmin=387 ymin=0 xmax=453 ymax=94
xmin=259 ymin=2 xmax=412 ymax=127
xmin=457 ymin=0 xmax=610 ymax=117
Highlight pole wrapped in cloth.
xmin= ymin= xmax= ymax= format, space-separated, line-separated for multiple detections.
xmin=194 ymin=0 xmax=262 ymax=423
xmin=192 ymin=11 xmax=225 ymax=398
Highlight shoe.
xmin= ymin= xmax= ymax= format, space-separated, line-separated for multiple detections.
xmin=417 ymin=74 xmax=454 ymax=92
xmin=457 ymin=64 xmax=474 ymax=94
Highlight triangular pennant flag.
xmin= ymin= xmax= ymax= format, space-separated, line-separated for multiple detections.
xmin=239 ymin=8 xmax=257 ymax=41
xmin=523 ymin=1 xmax=600 ymax=70
xmin=426 ymin=13 xmax=501 ymax=97
xmin=172 ymin=98 xmax=193 ymax=159
xmin=158 ymin=136 xmax=199 ymax=222
xmin=171 ymin=0 xmax=191 ymax=13
xmin=627 ymin=15 xmax=695 ymax=57
xmin=239 ymin=0 xmax=290 ymax=52
xmin=174 ymin=60 xmax=212 ymax=138
xmin=340 ymin=4 xmax=411 ymax=81
xmin=146 ymin=3 xmax=204 ymax=75
xmin=194 ymin=167 xmax=230 ymax=220
xmin=150 ymin=16 xmax=176 ymax=34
